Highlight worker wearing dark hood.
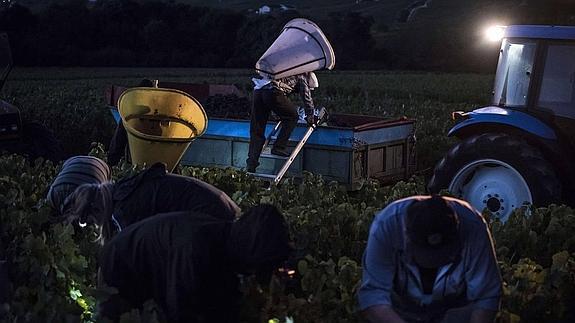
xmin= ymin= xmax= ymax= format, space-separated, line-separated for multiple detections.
xmin=47 ymin=155 xmax=111 ymax=215
xmin=66 ymin=162 xmax=240 ymax=244
xmin=97 ymin=204 xmax=291 ymax=322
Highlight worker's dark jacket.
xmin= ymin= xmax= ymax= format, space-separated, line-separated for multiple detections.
xmin=269 ymin=73 xmax=315 ymax=114
xmin=99 ymin=212 xmax=239 ymax=322
xmin=111 ymin=163 xmax=240 ymax=230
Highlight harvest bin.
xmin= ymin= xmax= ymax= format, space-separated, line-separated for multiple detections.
xmin=117 ymin=87 xmax=208 ymax=172
xmin=107 ymin=85 xmax=416 ymax=190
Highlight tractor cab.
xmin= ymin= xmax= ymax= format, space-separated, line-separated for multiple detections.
xmin=429 ymin=25 xmax=575 ymax=222
xmin=493 ymin=25 xmax=575 ymax=128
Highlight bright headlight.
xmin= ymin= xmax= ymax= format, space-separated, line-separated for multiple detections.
xmin=485 ymin=25 xmax=506 ymax=42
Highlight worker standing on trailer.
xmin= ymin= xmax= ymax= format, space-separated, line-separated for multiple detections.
xmin=358 ymin=195 xmax=502 ymax=323
xmin=97 ymin=205 xmax=291 ymax=322
xmin=246 ymin=72 xmax=318 ymax=173
xmin=63 ymin=162 xmax=240 ymax=244
xmin=245 ymin=18 xmax=335 ymax=173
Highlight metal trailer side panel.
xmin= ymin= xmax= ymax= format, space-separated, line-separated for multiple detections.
xmin=230 ymin=140 xmax=303 ymax=174
xmin=205 ymin=118 xmax=357 ymax=148
xmin=181 ymin=135 xmax=304 ymax=175
xmin=354 ymin=123 xmax=415 ymax=145
xmin=110 ymin=106 xmax=416 ymax=189
xmin=365 ymin=139 xmax=413 ymax=184
xmin=181 ymin=134 xmax=413 ymax=190
xmin=303 ymin=147 xmax=352 ymax=184
xmin=351 ymin=147 xmax=367 ymax=190
xmin=181 ymin=136 xmax=232 ymax=167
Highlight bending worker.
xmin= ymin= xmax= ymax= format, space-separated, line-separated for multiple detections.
xmin=49 ymin=159 xmax=240 ymax=243
xmin=358 ymin=195 xmax=502 ymax=323
xmin=97 ymin=205 xmax=291 ymax=322
xmin=246 ymin=72 xmax=318 ymax=173
xmin=47 ymin=155 xmax=112 ymax=215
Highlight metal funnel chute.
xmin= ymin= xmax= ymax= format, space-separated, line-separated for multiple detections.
xmin=118 ymin=87 xmax=208 ymax=172
xmin=256 ymin=18 xmax=335 ymax=80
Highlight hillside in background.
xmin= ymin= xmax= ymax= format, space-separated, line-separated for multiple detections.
xmin=9 ymin=0 xmax=415 ymax=27
xmin=1 ymin=0 xmax=574 ymax=71
xmin=109 ymin=0 xmax=575 ymax=28
xmin=15 ymin=0 xmax=574 ymax=26
xmin=386 ymin=0 xmax=575 ymax=70
xmin=9 ymin=0 xmax=575 ymax=28
xmin=179 ymin=0 xmax=414 ymax=25
xmin=175 ymin=0 xmax=575 ymax=71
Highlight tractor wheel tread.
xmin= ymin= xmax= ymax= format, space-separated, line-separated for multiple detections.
xmin=429 ymin=133 xmax=561 ymax=207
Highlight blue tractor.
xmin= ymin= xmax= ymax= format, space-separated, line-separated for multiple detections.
xmin=429 ymin=25 xmax=575 ymax=222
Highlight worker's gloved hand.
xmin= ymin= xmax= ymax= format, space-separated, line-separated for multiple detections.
xmin=306 ymin=112 xmax=317 ymax=126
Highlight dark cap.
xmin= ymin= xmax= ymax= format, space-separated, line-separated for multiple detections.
xmin=228 ymin=204 xmax=291 ymax=274
xmin=405 ymin=196 xmax=461 ymax=268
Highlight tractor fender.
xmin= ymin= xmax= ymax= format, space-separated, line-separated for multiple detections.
xmin=448 ymin=106 xmax=557 ymax=140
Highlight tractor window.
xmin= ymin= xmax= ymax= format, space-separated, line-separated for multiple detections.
xmin=538 ymin=44 xmax=575 ymax=118
xmin=493 ymin=40 xmax=536 ymax=108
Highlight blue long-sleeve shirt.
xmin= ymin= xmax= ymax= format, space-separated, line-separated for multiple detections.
xmin=358 ymin=196 xmax=502 ymax=320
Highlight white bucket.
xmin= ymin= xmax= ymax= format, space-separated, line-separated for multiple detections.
xmin=256 ymin=18 xmax=335 ymax=80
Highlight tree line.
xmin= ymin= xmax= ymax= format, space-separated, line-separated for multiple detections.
xmin=1 ymin=0 xmax=574 ymax=72
xmin=0 ymin=0 xmax=376 ymax=69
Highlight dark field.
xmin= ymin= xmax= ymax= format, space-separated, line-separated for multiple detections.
xmin=2 ymin=68 xmax=493 ymax=172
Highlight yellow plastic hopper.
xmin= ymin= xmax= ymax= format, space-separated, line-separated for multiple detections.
xmin=118 ymin=87 xmax=208 ymax=172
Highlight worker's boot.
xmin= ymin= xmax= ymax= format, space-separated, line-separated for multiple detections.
xmin=246 ymin=159 xmax=259 ymax=173
xmin=271 ymin=147 xmax=290 ymax=157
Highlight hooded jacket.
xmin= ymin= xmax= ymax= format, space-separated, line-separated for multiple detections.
xmin=99 ymin=212 xmax=238 ymax=322
xmin=111 ymin=163 xmax=240 ymax=230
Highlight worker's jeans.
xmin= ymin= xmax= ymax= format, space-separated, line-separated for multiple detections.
xmin=246 ymin=88 xmax=298 ymax=169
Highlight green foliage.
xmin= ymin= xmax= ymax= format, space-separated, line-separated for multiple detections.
xmin=0 ymin=154 xmax=96 ymax=322
xmin=2 ymin=153 xmax=574 ymax=322
xmin=1 ymin=69 xmax=571 ymax=322
xmin=258 ymin=255 xmax=363 ymax=323
xmin=498 ymin=252 xmax=575 ymax=322
xmin=491 ymin=205 xmax=575 ymax=266
xmin=2 ymin=68 xmax=492 ymax=171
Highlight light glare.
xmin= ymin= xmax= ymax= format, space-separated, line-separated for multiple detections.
xmin=485 ymin=25 xmax=506 ymax=42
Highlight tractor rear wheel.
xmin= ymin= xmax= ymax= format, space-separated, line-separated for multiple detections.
xmin=428 ymin=133 xmax=561 ymax=222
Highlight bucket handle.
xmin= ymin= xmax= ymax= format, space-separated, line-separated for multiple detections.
xmin=124 ymin=114 xmax=200 ymax=138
